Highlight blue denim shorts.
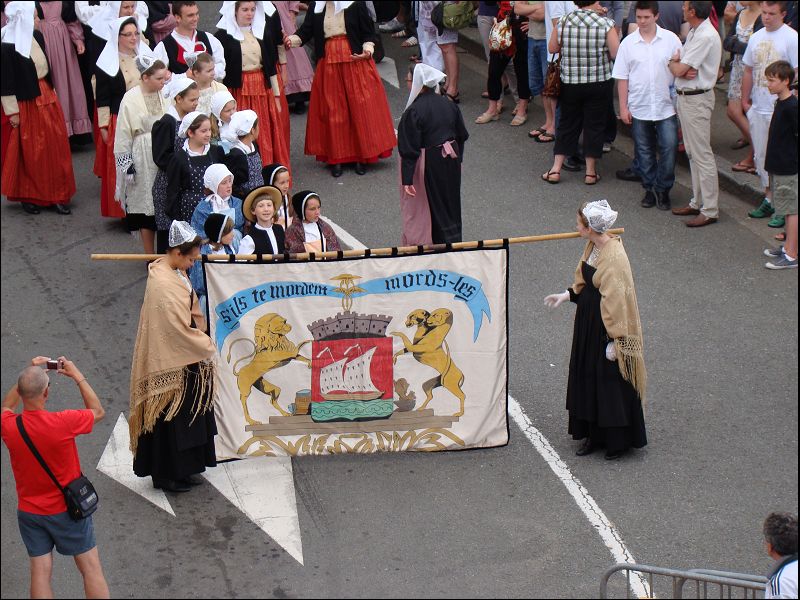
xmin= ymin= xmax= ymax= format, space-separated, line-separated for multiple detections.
xmin=17 ymin=510 xmax=96 ymax=557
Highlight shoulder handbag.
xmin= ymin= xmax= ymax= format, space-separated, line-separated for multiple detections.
xmin=488 ymin=13 xmax=513 ymax=52
xmin=542 ymin=15 xmax=567 ymax=98
xmin=16 ymin=415 xmax=99 ymax=521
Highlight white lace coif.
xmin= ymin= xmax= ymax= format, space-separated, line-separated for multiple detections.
xmin=178 ymin=110 xmax=205 ymax=138
xmin=168 ymin=220 xmax=198 ymax=248
xmin=163 ymin=74 xmax=194 ymax=99
xmin=582 ymin=199 xmax=618 ymax=233
xmin=229 ymin=109 xmax=258 ymax=137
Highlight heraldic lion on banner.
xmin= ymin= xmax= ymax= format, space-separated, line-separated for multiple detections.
xmin=226 ymin=313 xmax=312 ymax=423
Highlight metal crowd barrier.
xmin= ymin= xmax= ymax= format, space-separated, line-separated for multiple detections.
xmin=599 ymin=562 xmax=769 ymax=599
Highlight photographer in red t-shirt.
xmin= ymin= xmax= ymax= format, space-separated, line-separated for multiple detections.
xmin=1 ymin=356 xmax=109 ymax=599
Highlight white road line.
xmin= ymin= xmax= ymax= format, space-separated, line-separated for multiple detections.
xmin=509 ymin=397 xmax=651 ymax=599
xmin=334 ymin=226 xmax=651 ymax=599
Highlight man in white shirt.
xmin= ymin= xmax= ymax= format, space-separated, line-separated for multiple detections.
xmin=763 ymin=512 xmax=798 ymax=600
xmin=153 ymin=1 xmax=226 ymax=80
xmin=741 ymin=0 xmax=799 ymax=225
xmin=668 ymin=1 xmax=722 ymax=228
xmin=614 ymin=1 xmax=682 ymax=210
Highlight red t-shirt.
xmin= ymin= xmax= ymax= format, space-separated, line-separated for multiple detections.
xmin=1 ymin=409 xmax=94 ymax=515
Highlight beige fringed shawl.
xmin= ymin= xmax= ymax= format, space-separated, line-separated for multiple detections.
xmin=129 ymin=258 xmax=217 ymax=453
xmin=572 ymin=237 xmax=647 ymax=403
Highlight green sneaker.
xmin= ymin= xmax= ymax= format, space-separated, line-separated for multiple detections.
xmin=748 ymin=199 xmax=775 ymax=218
xmin=768 ymin=214 xmax=786 ymax=228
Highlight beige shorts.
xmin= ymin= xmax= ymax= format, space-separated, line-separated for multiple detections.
xmin=771 ymin=173 xmax=798 ymax=216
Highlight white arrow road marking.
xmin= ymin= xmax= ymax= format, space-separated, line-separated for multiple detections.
xmin=376 ymin=56 xmax=399 ymax=89
xmin=97 ymin=413 xmax=304 ymax=564
xmin=202 ymin=457 xmax=303 ymax=565
xmin=96 ymin=413 xmax=175 ymax=516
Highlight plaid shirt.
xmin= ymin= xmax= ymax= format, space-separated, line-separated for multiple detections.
xmin=557 ymin=10 xmax=615 ymax=84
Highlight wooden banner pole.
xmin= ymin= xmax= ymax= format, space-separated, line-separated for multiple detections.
xmin=90 ymin=228 xmax=624 ymax=262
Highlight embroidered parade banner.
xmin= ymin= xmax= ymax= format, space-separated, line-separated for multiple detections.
xmin=204 ymin=248 xmax=508 ymax=459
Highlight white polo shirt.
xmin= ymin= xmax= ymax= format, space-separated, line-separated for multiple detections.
xmin=612 ymin=25 xmax=682 ymax=121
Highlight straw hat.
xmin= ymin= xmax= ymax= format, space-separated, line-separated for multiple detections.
xmin=243 ymin=185 xmax=283 ymax=221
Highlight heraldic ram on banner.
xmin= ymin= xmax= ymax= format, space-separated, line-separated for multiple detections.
xmin=204 ymin=248 xmax=508 ymax=459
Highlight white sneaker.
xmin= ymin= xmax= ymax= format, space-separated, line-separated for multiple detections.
xmin=602 ymin=142 xmax=612 ymax=153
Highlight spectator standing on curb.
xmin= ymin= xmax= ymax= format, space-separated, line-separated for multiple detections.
xmin=668 ymin=1 xmax=722 ymax=228
xmin=741 ymin=0 xmax=798 ymax=228
xmin=723 ymin=1 xmax=761 ymax=174
xmin=613 ymin=1 xmax=682 ymax=211
xmin=762 ymin=512 xmax=798 ymax=599
xmin=1 ymin=356 xmax=109 ymax=599
xmin=515 ymin=1 xmax=555 ymax=140
xmin=475 ymin=1 xmax=530 ymax=125
xmin=541 ymin=1 xmax=619 ymax=186
xmin=761 ymin=60 xmax=798 ymax=270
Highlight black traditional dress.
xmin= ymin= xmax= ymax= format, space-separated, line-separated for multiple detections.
xmin=398 ymin=90 xmax=469 ymax=244
xmin=225 ymin=141 xmax=265 ymax=200
xmin=151 ymin=112 xmax=182 ymax=253
xmin=132 ymin=275 xmax=217 ymax=482
xmin=165 ymin=144 xmax=226 ymax=223
xmin=566 ymin=261 xmax=648 ymax=454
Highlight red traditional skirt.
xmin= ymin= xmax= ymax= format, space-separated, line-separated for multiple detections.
xmin=1 ymin=79 xmax=76 ymax=206
xmin=1 ymin=106 xmax=10 ymax=166
xmin=305 ymin=36 xmax=396 ymax=165
xmin=100 ymin=113 xmax=124 ymax=218
xmin=231 ymin=69 xmax=290 ymax=169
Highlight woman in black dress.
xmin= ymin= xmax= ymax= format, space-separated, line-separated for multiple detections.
xmin=544 ymin=200 xmax=647 ymax=460
xmin=130 ymin=220 xmax=217 ymax=493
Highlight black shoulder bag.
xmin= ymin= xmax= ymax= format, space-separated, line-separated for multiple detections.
xmin=16 ymin=415 xmax=99 ymax=521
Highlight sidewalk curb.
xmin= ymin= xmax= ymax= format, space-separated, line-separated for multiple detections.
xmin=455 ymin=29 xmax=764 ymax=206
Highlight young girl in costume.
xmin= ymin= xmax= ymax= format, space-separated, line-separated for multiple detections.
xmin=239 ymin=186 xmax=285 ymax=256
xmin=191 ymin=163 xmax=245 ymax=237
xmin=189 ymin=213 xmax=241 ymax=313
xmin=223 ymin=109 xmax=264 ymax=200
xmin=152 ymin=76 xmax=199 ymax=253
xmin=209 ymin=89 xmax=236 ymax=152
xmin=262 ymin=162 xmax=291 ymax=227
xmin=190 ymin=51 xmax=228 ymax=116
xmin=165 ymin=111 xmax=225 ymax=223
xmin=284 ymin=191 xmax=341 ymax=254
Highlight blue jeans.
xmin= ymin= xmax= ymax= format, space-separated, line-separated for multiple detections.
xmin=527 ymin=38 xmax=548 ymax=97
xmin=631 ymin=115 xmax=678 ymax=192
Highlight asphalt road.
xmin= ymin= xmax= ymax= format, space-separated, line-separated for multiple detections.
xmin=1 ymin=13 xmax=797 ymax=600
